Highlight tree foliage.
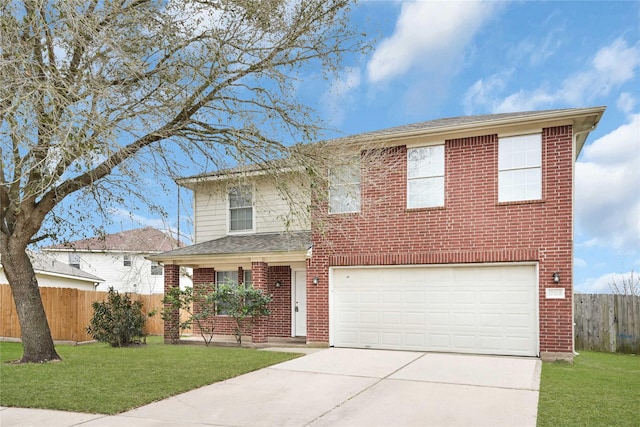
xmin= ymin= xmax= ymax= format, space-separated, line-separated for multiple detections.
xmin=161 ymin=282 xmax=272 ymax=347
xmin=161 ymin=285 xmax=219 ymax=346
xmin=215 ymin=281 xmax=271 ymax=346
xmin=609 ymin=270 xmax=640 ymax=297
xmin=86 ymin=288 xmax=147 ymax=347
xmin=0 ymin=0 xmax=368 ymax=362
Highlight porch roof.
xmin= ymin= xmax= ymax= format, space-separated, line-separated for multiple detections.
xmin=148 ymin=231 xmax=311 ymax=268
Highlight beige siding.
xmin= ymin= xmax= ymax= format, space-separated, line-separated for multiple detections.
xmin=193 ymin=174 xmax=311 ymax=243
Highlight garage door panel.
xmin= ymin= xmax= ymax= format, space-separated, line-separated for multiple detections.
xmin=405 ymin=290 xmax=426 ymax=304
xmin=360 ymin=311 xmax=379 ymax=325
xmin=332 ymin=265 xmax=537 ymax=356
xmin=382 ymin=291 xmax=402 ymax=303
xmin=405 ymin=312 xmax=426 ymax=325
xmin=359 ymin=291 xmax=379 ymax=303
xmin=383 ymin=311 xmax=402 ymax=325
xmin=428 ymin=291 xmax=450 ymax=304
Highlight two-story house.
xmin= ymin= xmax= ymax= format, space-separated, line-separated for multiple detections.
xmin=152 ymin=106 xmax=605 ymax=361
xmin=44 ymin=227 xmax=191 ymax=294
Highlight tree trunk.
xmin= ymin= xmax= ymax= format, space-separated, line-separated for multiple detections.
xmin=3 ymin=246 xmax=61 ymax=363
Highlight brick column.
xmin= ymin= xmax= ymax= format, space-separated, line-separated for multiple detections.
xmin=192 ymin=268 xmax=215 ymax=337
xmin=251 ymin=261 xmax=268 ymax=343
xmin=163 ymin=264 xmax=181 ymax=343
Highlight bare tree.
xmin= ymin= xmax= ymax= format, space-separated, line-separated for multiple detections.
xmin=0 ymin=0 xmax=369 ymax=363
xmin=609 ymin=270 xmax=640 ymax=297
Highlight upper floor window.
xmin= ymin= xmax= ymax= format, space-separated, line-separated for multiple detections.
xmin=407 ymin=145 xmax=445 ymax=208
xmin=498 ymin=134 xmax=542 ymax=202
xmin=329 ymin=160 xmax=361 ymax=214
xmin=229 ymin=186 xmax=253 ymax=232
xmin=150 ymin=262 xmax=163 ymax=276
xmin=123 ymin=254 xmax=132 ymax=267
xmin=68 ymin=253 xmax=80 ymax=269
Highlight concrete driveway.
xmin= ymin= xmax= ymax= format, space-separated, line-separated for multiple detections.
xmin=1 ymin=348 xmax=541 ymax=427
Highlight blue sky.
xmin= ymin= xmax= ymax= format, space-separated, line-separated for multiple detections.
xmin=106 ymin=0 xmax=639 ymax=294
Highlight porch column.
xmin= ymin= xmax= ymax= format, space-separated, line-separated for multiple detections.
xmin=163 ymin=264 xmax=181 ymax=343
xmin=193 ymin=268 xmax=216 ymax=339
xmin=251 ymin=261 xmax=268 ymax=343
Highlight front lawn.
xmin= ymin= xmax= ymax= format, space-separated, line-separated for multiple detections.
xmin=0 ymin=336 xmax=300 ymax=414
xmin=537 ymin=351 xmax=640 ymax=427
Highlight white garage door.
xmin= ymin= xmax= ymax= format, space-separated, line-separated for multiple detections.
xmin=331 ymin=264 xmax=538 ymax=356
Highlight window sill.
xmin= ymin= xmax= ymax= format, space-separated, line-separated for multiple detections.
xmin=328 ymin=211 xmax=361 ymax=215
xmin=406 ymin=206 xmax=446 ymax=213
xmin=497 ymin=199 xmax=545 ymax=206
xmin=227 ymin=230 xmax=256 ymax=235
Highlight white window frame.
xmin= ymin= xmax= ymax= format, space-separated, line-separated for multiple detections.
xmin=123 ymin=254 xmax=132 ymax=267
xmin=498 ymin=134 xmax=542 ymax=203
xmin=150 ymin=262 xmax=163 ymax=276
xmin=407 ymin=145 xmax=445 ymax=209
xmin=228 ymin=186 xmax=255 ymax=234
xmin=328 ymin=159 xmax=361 ymax=214
xmin=68 ymin=253 xmax=81 ymax=269
xmin=216 ymin=270 xmax=252 ymax=287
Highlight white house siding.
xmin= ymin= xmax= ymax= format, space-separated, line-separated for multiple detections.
xmin=193 ymin=176 xmax=311 ymax=243
xmin=0 ymin=271 xmax=96 ymax=291
xmin=44 ymin=251 xmax=176 ymax=294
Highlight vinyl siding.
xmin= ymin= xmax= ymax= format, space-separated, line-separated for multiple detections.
xmin=44 ymin=251 xmax=191 ymax=294
xmin=193 ymin=175 xmax=311 ymax=243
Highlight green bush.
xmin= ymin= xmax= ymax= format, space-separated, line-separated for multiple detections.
xmin=86 ymin=288 xmax=146 ymax=347
xmin=215 ymin=281 xmax=272 ymax=346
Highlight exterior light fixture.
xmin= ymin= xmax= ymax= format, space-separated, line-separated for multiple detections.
xmin=313 ymin=276 xmax=319 ymax=285
xmin=552 ymin=272 xmax=560 ymax=283
xmin=275 ymin=281 xmax=282 ymax=288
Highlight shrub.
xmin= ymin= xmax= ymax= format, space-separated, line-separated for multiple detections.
xmin=87 ymin=288 xmax=146 ymax=347
xmin=161 ymin=286 xmax=218 ymax=346
xmin=215 ymin=281 xmax=272 ymax=346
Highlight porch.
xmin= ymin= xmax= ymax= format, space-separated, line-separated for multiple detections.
xmin=148 ymin=231 xmax=312 ymax=345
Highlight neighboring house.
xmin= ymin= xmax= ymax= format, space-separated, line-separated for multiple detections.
xmin=1 ymin=252 xmax=103 ymax=291
xmin=44 ymin=227 xmax=190 ymax=294
xmin=151 ymin=107 xmax=605 ymax=361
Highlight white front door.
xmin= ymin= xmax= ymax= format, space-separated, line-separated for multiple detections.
xmin=293 ymin=270 xmax=307 ymax=337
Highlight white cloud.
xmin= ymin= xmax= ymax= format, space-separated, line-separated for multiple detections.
xmin=110 ymin=208 xmax=170 ymax=231
xmin=321 ymin=67 xmax=362 ymax=126
xmin=618 ymin=92 xmax=637 ymax=114
xmin=366 ymin=1 xmax=502 ymax=83
xmin=574 ymin=257 xmax=587 ymax=268
xmin=575 ymin=113 xmax=640 ymax=251
xmin=577 ymin=271 xmax=639 ymax=294
xmin=464 ymin=38 xmax=640 ymax=113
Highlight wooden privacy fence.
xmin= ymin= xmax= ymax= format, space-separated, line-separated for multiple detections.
xmin=0 ymin=285 xmax=165 ymax=343
xmin=574 ymin=294 xmax=640 ymax=354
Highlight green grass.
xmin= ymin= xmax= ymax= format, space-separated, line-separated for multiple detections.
xmin=0 ymin=336 xmax=300 ymax=414
xmin=537 ymin=351 xmax=640 ymax=427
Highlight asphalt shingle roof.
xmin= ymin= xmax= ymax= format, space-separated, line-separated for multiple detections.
xmin=155 ymin=231 xmax=311 ymax=258
xmin=29 ymin=252 xmax=104 ymax=282
xmin=44 ymin=227 xmax=183 ymax=253
xmin=178 ymin=107 xmax=603 ymax=182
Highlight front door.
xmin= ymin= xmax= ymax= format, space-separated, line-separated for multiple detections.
xmin=293 ymin=270 xmax=307 ymax=337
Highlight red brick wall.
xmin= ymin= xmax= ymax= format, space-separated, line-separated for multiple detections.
xmin=163 ymin=264 xmax=181 ymax=342
xmin=308 ymin=126 xmax=575 ymax=355
xmin=190 ymin=266 xmax=292 ymax=340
